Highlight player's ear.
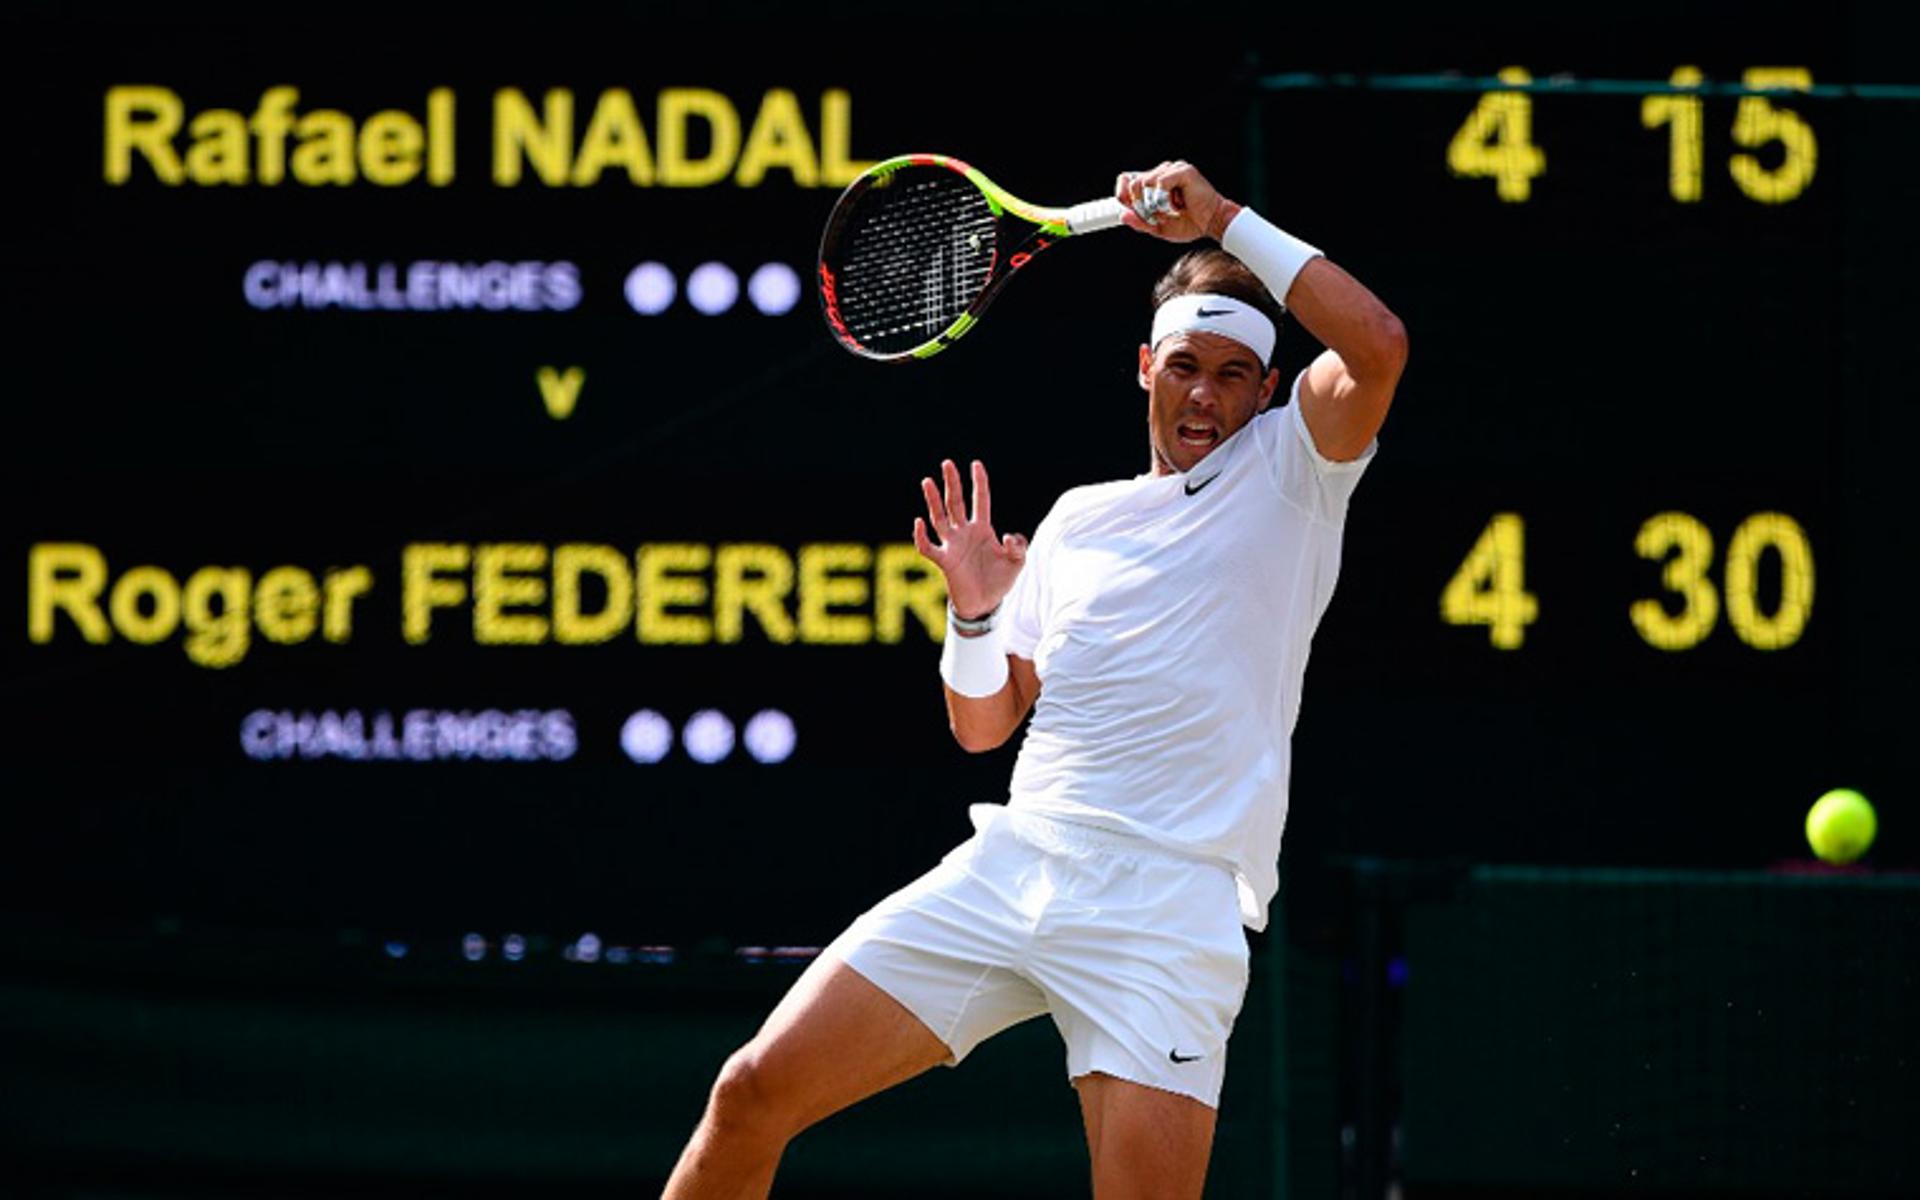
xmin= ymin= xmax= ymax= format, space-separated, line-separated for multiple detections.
xmin=1256 ymin=366 xmax=1281 ymax=411
xmin=1137 ymin=343 xmax=1153 ymax=390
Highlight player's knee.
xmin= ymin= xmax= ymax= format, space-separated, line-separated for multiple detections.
xmin=706 ymin=1045 xmax=801 ymax=1142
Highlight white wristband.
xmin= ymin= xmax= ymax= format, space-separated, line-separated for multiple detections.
xmin=1221 ymin=207 xmax=1323 ymax=308
xmin=940 ymin=608 xmax=1009 ymax=698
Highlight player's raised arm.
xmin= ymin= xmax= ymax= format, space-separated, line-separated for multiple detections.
xmin=1277 ymin=259 xmax=1407 ymax=462
xmin=1118 ymin=160 xmax=1409 ymax=463
xmin=911 ymin=459 xmax=1041 ymax=752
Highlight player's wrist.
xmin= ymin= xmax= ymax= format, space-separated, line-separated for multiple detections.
xmin=1206 ymin=199 xmax=1242 ymax=242
xmin=948 ymin=601 xmax=1000 ymax=635
xmin=1221 ymin=207 xmax=1323 ymax=306
xmin=941 ymin=605 xmax=1009 ymax=696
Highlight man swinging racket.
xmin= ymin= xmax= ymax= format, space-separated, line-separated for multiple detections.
xmin=663 ymin=159 xmax=1407 ymax=1200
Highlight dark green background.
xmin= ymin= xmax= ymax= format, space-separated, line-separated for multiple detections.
xmin=2 ymin=5 xmax=1914 ymax=1196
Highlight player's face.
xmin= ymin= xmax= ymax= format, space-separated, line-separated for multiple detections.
xmin=1138 ymin=332 xmax=1280 ymax=476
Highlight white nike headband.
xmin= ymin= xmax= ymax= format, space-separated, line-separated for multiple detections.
xmin=1149 ymin=293 xmax=1276 ymax=366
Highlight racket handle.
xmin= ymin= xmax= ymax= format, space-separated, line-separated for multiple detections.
xmin=1063 ymin=198 xmax=1127 ymax=234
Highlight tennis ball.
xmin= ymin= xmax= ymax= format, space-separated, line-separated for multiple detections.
xmin=1805 ymin=788 xmax=1876 ymax=864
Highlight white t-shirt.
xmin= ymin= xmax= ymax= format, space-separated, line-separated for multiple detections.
xmin=1001 ymin=374 xmax=1373 ymax=931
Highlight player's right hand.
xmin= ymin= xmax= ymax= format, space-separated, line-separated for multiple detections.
xmin=1116 ymin=160 xmax=1241 ymax=243
xmin=913 ymin=459 xmax=1026 ymax=621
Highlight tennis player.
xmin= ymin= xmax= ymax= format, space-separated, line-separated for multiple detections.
xmin=663 ymin=160 xmax=1406 ymax=1199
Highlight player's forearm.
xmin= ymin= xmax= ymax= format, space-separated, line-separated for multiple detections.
xmin=943 ymin=679 xmax=1025 ymax=753
xmin=1285 ymin=259 xmax=1409 ymax=387
xmin=941 ymin=647 xmax=1037 ymax=752
xmin=1215 ymin=204 xmax=1407 ymax=382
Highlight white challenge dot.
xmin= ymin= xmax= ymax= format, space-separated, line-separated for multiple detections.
xmin=683 ymin=709 xmax=736 ymax=764
xmin=743 ymin=709 xmax=797 ymax=764
xmin=624 ymin=262 xmax=676 ymax=315
xmin=621 ymin=710 xmax=674 ymax=764
xmin=747 ymin=263 xmax=801 ymax=315
xmin=687 ymin=263 xmax=739 ymax=315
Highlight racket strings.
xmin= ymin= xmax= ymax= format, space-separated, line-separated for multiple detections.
xmin=829 ymin=172 xmax=998 ymax=353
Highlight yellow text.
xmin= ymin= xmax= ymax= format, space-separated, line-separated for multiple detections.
xmin=27 ymin=543 xmax=372 ymax=668
xmin=105 ymin=86 xmax=455 ymax=187
xmin=492 ymin=87 xmax=870 ymax=187
xmin=401 ymin=541 xmax=943 ymax=646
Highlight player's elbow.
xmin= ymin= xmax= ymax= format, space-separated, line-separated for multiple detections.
xmin=1379 ymin=312 xmax=1409 ymax=369
xmin=950 ymin=721 xmax=1012 ymax=754
xmin=1361 ymin=311 xmax=1409 ymax=381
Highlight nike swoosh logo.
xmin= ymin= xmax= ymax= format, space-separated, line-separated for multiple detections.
xmin=1195 ymin=307 xmax=1232 ymax=318
xmin=1183 ymin=474 xmax=1219 ymax=496
xmin=1170 ymin=1049 xmax=1204 ymax=1064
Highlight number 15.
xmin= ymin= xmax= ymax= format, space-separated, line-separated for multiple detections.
xmin=1642 ymin=66 xmax=1818 ymax=203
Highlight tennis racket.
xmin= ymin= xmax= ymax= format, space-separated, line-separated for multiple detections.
xmin=817 ymin=153 xmax=1166 ymax=362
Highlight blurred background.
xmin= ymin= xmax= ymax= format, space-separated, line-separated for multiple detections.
xmin=3 ymin=4 xmax=1915 ymax=1196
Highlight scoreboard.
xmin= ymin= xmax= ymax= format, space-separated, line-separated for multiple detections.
xmin=4 ymin=8 xmax=1912 ymax=952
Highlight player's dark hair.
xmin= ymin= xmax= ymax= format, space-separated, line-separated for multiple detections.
xmin=1150 ymin=249 xmax=1286 ymax=367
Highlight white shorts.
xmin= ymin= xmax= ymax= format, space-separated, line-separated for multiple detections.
xmin=821 ymin=803 xmax=1250 ymax=1109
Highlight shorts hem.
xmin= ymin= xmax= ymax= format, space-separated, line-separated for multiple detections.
xmin=1067 ymin=1062 xmax=1225 ymax=1111
xmin=826 ymin=940 xmax=963 ymax=1068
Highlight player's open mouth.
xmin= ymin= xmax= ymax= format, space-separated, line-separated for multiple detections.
xmin=1177 ymin=423 xmax=1219 ymax=448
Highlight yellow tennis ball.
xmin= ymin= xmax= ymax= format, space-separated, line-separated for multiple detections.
xmin=1805 ymin=788 xmax=1876 ymax=864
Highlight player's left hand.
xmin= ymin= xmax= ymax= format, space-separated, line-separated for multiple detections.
xmin=913 ymin=458 xmax=1027 ymax=622
xmin=1115 ymin=160 xmax=1242 ymax=244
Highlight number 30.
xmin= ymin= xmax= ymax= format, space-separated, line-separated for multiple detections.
xmin=1631 ymin=511 xmax=1815 ymax=650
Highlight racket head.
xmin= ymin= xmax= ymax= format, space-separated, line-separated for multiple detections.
xmin=817 ymin=154 xmax=1070 ymax=363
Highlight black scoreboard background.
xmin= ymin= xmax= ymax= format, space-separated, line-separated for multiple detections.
xmin=3 ymin=6 xmax=1913 ymax=952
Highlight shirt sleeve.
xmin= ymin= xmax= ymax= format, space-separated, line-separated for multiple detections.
xmin=1250 ymin=371 xmax=1377 ymax=526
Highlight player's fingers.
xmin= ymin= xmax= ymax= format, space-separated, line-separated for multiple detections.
xmin=1148 ymin=159 xmax=1189 ymax=184
xmin=1172 ymin=161 xmax=1209 ymax=206
xmin=1003 ymin=532 xmax=1027 ymax=564
xmin=941 ymin=459 xmax=966 ymax=528
xmin=1119 ymin=166 xmax=1168 ymax=222
xmin=970 ymin=459 xmax=991 ymax=527
xmin=1144 ymin=160 xmax=1198 ymax=211
xmin=921 ymin=476 xmax=948 ymax=535
xmin=913 ymin=517 xmax=942 ymax=562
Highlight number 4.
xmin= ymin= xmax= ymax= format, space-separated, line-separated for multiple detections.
xmin=1441 ymin=513 xmax=1539 ymax=649
xmin=1447 ymin=67 xmax=1547 ymax=202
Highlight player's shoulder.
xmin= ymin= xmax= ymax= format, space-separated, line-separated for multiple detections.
xmin=1027 ymin=476 xmax=1148 ymax=549
xmin=1249 ymin=375 xmax=1306 ymax=439
xmin=1246 ymin=403 xmax=1291 ymax=441
xmin=1058 ymin=476 xmax=1143 ymax=507
xmin=1046 ymin=476 xmax=1145 ymax=520
xmin=1239 ymin=378 xmax=1328 ymax=472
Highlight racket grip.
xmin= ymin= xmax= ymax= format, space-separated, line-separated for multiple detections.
xmin=1063 ymin=198 xmax=1127 ymax=234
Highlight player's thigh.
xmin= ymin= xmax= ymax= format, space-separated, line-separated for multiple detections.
xmin=1073 ymin=1072 xmax=1217 ymax=1200
xmin=729 ymin=953 xmax=952 ymax=1130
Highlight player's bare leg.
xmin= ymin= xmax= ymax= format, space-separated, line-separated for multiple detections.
xmin=1073 ymin=1071 xmax=1218 ymax=1200
xmin=662 ymin=955 xmax=951 ymax=1200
